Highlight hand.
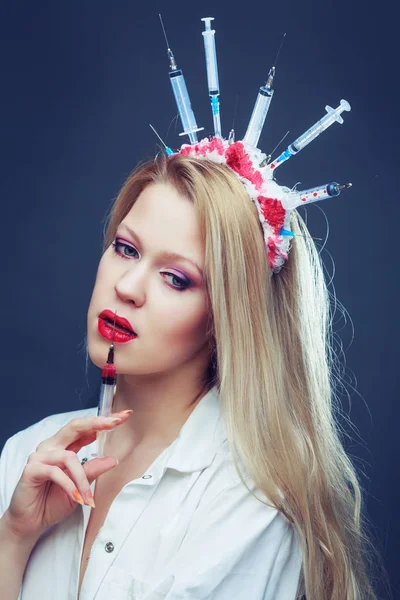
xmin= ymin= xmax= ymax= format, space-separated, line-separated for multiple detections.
xmin=3 ymin=411 xmax=132 ymax=541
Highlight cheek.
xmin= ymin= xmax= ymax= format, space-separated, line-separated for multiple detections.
xmin=154 ymin=293 xmax=210 ymax=345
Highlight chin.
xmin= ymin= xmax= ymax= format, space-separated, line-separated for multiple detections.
xmin=86 ymin=328 xmax=107 ymax=367
xmin=87 ymin=344 xmax=104 ymax=370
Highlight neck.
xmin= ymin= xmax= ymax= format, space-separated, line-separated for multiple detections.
xmin=109 ymin=372 xmax=210 ymax=457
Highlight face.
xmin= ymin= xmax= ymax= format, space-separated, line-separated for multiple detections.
xmin=87 ymin=182 xmax=212 ymax=380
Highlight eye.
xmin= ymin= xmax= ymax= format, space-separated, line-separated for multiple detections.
xmin=111 ymin=240 xmax=138 ymax=259
xmin=163 ymin=272 xmax=190 ymax=291
xmin=111 ymin=240 xmax=192 ymax=292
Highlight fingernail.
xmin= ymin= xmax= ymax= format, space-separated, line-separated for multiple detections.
xmin=119 ymin=410 xmax=133 ymax=415
xmin=110 ymin=418 xmax=122 ymax=425
xmin=85 ymin=490 xmax=96 ymax=509
xmin=72 ymin=489 xmax=85 ymax=506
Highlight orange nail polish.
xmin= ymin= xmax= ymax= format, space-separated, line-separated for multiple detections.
xmin=119 ymin=409 xmax=133 ymax=415
xmin=85 ymin=490 xmax=96 ymax=509
xmin=72 ymin=489 xmax=84 ymax=506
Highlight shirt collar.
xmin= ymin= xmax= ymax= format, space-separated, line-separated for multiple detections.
xmin=86 ymin=385 xmax=227 ymax=475
xmin=164 ymin=384 xmax=227 ymax=473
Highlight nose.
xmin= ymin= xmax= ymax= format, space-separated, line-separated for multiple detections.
xmin=114 ymin=265 xmax=146 ymax=307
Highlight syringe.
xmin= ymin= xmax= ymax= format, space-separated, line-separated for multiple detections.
xmin=243 ymin=34 xmax=285 ymax=149
xmin=159 ymin=15 xmax=204 ymax=144
xmin=201 ymin=17 xmax=222 ymax=138
xmin=269 ymin=99 xmax=351 ymax=172
xmin=243 ymin=67 xmax=275 ymax=148
xmin=281 ymin=181 xmax=352 ymax=211
xmin=96 ymin=312 xmax=117 ymax=458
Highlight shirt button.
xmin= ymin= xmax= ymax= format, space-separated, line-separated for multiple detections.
xmin=81 ymin=457 xmax=88 ymax=465
xmin=105 ymin=542 xmax=114 ymax=553
xmin=142 ymin=474 xmax=152 ymax=479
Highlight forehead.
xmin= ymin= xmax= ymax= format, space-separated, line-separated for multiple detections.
xmin=119 ymin=182 xmax=205 ymax=269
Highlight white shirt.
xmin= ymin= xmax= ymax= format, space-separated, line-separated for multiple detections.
xmin=0 ymin=385 xmax=303 ymax=600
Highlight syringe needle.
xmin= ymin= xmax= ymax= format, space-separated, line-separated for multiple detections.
xmin=264 ymin=33 xmax=286 ymax=88
xmin=159 ymin=14 xmax=170 ymax=50
xmin=107 ymin=310 xmax=117 ymax=365
xmin=232 ymin=93 xmax=239 ymax=132
xmin=337 ymin=182 xmax=352 ymax=191
xmin=260 ymin=130 xmax=290 ymax=166
xmin=149 ymin=123 xmax=164 ymax=145
xmin=270 ymin=130 xmax=290 ymax=157
xmin=112 ymin=311 xmax=116 ymax=342
xmin=149 ymin=124 xmax=173 ymax=155
xmin=273 ymin=32 xmax=286 ymax=68
xmin=159 ymin=14 xmax=177 ymax=70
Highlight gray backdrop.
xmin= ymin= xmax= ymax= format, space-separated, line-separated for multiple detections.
xmin=0 ymin=1 xmax=397 ymax=597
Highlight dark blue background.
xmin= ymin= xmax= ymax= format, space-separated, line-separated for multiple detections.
xmin=0 ymin=1 xmax=397 ymax=596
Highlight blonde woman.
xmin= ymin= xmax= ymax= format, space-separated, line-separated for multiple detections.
xmin=0 ymin=153 xmax=389 ymax=599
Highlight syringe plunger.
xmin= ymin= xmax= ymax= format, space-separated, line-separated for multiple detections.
xmin=270 ymin=99 xmax=351 ymax=171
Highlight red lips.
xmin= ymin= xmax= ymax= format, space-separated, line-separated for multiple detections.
xmin=98 ymin=309 xmax=136 ymax=334
xmin=97 ymin=309 xmax=138 ymax=344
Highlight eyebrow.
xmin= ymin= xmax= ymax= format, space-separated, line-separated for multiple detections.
xmin=118 ymin=223 xmax=204 ymax=277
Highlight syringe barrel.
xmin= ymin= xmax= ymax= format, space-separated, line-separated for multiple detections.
xmin=169 ymin=69 xmax=200 ymax=139
xmin=202 ymin=28 xmax=219 ymax=93
xmin=96 ymin=382 xmax=115 ymax=457
xmin=243 ymin=86 xmax=274 ymax=148
xmin=290 ymin=116 xmax=332 ymax=152
xmin=282 ymin=182 xmax=340 ymax=210
xmin=98 ymin=381 xmax=114 ymax=418
xmin=290 ymin=102 xmax=350 ymax=153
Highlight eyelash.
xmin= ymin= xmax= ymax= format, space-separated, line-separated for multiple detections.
xmin=111 ymin=240 xmax=191 ymax=292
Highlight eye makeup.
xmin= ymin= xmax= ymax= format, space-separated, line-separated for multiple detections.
xmin=111 ymin=240 xmax=193 ymax=292
xmin=117 ymin=223 xmax=204 ymax=279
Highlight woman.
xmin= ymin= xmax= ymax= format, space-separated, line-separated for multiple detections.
xmin=0 ymin=149 xmax=387 ymax=599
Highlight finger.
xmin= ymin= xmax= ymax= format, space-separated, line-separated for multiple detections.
xmin=37 ymin=413 xmax=130 ymax=453
xmin=83 ymin=456 xmax=119 ymax=486
xmin=65 ymin=411 xmax=133 ymax=453
xmin=22 ymin=462 xmax=86 ymax=506
xmin=31 ymin=450 xmax=95 ymax=506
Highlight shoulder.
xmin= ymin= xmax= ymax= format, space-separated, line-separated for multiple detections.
xmin=0 ymin=406 xmax=97 ymax=514
xmin=169 ymin=443 xmax=303 ymax=598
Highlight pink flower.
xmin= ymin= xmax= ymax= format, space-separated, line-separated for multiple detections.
xmin=225 ymin=142 xmax=263 ymax=191
xmin=257 ymin=196 xmax=286 ymax=232
xmin=207 ymin=137 xmax=225 ymax=155
xmin=176 ymin=137 xmax=290 ymax=274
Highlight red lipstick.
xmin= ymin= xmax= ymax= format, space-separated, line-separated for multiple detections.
xmin=98 ymin=309 xmax=138 ymax=343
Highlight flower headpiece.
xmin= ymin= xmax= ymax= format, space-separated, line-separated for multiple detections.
xmin=156 ymin=16 xmax=352 ymax=274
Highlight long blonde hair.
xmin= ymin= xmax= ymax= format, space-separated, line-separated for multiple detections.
xmin=103 ymin=154 xmax=390 ymax=599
